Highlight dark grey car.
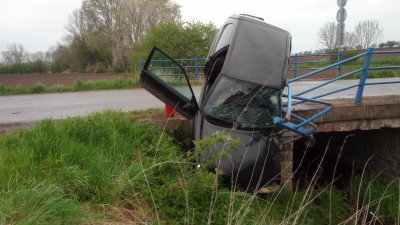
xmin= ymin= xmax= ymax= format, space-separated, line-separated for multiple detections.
xmin=140 ymin=14 xmax=292 ymax=192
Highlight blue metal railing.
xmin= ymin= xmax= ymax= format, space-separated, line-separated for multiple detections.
xmin=275 ymin=48 xmax=400 ymax=139
xmin=139 ymin=57 xmax=207 ymax=80
xmin=140 ymin=52 xmax=342 ymax=80
xmin=290 ymin=52 xmax=343 ymax=78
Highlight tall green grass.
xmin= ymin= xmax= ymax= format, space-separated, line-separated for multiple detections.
xmin=0 ymin=111 xmax=272 ymax=223
xmin=0 ymin=181 xmax=82 ymax=224
xmin=349 ymin=173 xmax=400 ymax=224
xmin=0 ymin=79 xmax=139 ymax=96
xmin=0 ymin=111 xmax=398 ymax=224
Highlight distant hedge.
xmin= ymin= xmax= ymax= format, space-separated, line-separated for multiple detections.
xmin=0 ymin=60 xmax=48 ymax=74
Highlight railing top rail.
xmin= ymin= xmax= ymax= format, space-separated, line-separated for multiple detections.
xmin=289 ymin=68 xmax=339 ymax=71
xmin=288 ymin=52 xmax=367 ymax=83
xmin=291 ymin=53 xmax=338 ymax=57
xmin=295 ymin=60 xmax=338 ymax=64
xmin=139 ymin=58 xmax=207 ymax=63
xmin=372 ymin=50 xmax=400 ymax=54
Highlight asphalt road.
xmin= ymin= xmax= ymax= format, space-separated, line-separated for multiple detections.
xmin=0 ymin=78 xmax=399 ymax=126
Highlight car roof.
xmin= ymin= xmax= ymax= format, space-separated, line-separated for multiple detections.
xmin=220 ymin=14 xmax=292 ymax=88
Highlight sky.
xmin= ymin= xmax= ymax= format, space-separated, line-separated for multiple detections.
xmin=0 ymin=0 xmax=399 ymax=54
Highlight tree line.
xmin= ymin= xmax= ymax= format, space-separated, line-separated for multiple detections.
xmin=0 ymin=43 xmax=52 ymax=74
xmin=2 ymin=2 xmax=398 ymax=74
xmin=317 ymin=19 xmax=398 ymax=53
xmin=0 ymin=0 xmax=217 ymax=74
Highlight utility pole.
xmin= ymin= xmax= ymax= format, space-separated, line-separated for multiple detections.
xmin=336 ymin=0 xmax=347 ymax=76
xmin=336 ymin=0 xmax=347 ymax=48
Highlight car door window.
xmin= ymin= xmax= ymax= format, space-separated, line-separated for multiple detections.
xmin=214 ymin=24 xmax=234 ymax=53
xmin=146 ymin=49 xmax=194 ymax=101
xmin=141 ymin=48 xmax=198 ymax=119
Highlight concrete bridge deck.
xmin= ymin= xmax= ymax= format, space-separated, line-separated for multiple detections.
xmin=280 ymin=95 xmax=400 ymax=188
xmin=292 ymin=95 xmax=400 ymax=132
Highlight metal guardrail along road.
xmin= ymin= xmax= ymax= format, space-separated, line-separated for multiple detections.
xmin=274 ymin=48 xmax=400 ymax=141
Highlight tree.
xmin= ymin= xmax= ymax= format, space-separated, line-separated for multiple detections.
xmin=1 ymin=43 xmax=26 ymax=64
xmin=342 ymin=32 xmax=356 ymax=50
xmin=132 ymin=21 xmax=217 ymax=64
xmin=64 ymin=0 xmax=181 ymax=72
xmin=122 ymin=0 xmax=181 ymax=43
xmin=317 ymin=22 xmax=337 ymax=52
xmin=378 ymin=40 xmax=399 ymax=48
xmin=354 ymin=19 xmax=384 ymax=49
xmin=48 ymin=44 xmax=75 ymax=72
xmin=385 ymin=41 xmax=398 ymax=47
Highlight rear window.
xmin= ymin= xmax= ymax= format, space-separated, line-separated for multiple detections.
xmin=203 ymin=76 xmax=281 ymax=130
xmin=214 ymin=24 xmax=234 ymax=53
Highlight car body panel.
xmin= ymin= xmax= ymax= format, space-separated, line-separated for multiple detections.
xmin=198 ymin=118 xmax=281 ymax=191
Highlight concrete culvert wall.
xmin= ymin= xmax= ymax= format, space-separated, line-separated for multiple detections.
xmin=293 ymin=128 xmax=400 ymax=188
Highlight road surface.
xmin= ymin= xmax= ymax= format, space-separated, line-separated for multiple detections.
xmin=0 ymin=78 xmax=399 ymax=127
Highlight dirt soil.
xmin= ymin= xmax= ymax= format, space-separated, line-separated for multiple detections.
xmin=0 ymin=73 xmax=133 ymax=87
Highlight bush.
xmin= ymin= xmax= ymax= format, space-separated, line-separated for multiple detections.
xmin=342 ymin=50 xmax=360 ymax=60
xmin=86 ymin=62 xmax=108 ymax=73
xmin=50 ymin=59 xmax=69 ymax=73
xmin=29 ymin=83 xmax=46 ymax=94
xmin=0 ymin=60 xmax=49 ymax=74
xmin=352 ymin=70 xmax=400 ymax=79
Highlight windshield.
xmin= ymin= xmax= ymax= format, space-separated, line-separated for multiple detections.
xmin=203 ymin=76 xmax=281 ymax=130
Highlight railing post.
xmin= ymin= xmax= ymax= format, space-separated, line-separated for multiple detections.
xmin=355 ymin=48 xmax=373 ymax=104
xmin=139 ymin=59 xmax=143 ymax=74
xmin=195 ymin=57 xmax=199 ymax=81
xmin=338 ymin=51 xmax=343 ymax=76
xmin=294 ymin=53 xmax=298 ymax=78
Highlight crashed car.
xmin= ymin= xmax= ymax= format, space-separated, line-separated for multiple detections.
xmin=140 ymin=14 xmax=292 ymax=192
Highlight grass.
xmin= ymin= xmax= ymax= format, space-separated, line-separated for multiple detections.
xmin=0 ymin=110 xmax=398 ymax=224
xmin=0 ymin=181 xmax=83 ymax=224
xmin=0 ymin=79 xmax=140 ymax=96
xmin=0 ymin=77 xmax=203 ymax=96
xmin=349 ymin=172 xmax=400 ymax=224
xmin=0 ymin=111 xmax=261 ymax=223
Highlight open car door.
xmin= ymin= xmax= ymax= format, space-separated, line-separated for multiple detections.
xmin=140 ymin=47 xmax=199 ymax=119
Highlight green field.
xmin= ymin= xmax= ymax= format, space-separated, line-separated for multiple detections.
xmin=294 ymin=56 xmax=400 ymax=79
xmin=0 ymin=77 xmax=204 ymax=96
xmin=0 ymin=111 xmax=398 ymax=224
xmin=0 ymin=79 xmax=139 ymax=96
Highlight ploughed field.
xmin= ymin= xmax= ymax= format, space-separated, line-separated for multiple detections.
xmin=0 ymin=73 xmax=132 ymax=87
